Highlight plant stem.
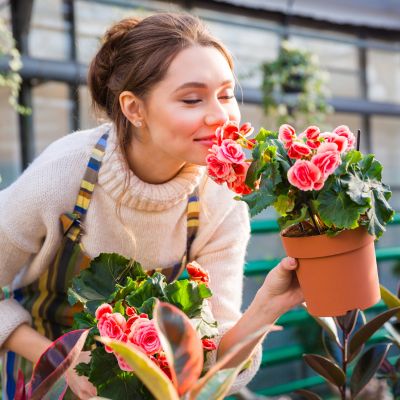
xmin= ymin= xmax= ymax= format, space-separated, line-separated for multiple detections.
xmin=341 ymin=329 xmax=348 ymax=400
xmin=307 ymin=203 xmax=321 ymax=234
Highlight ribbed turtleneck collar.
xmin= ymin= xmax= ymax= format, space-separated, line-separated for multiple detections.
xmin=98 ymin=123 xmax=205 ymax=211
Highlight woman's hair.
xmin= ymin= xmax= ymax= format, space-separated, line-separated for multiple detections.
xmin=88 ymin=13 xmax=230 ymax=253
xmin=88 ymin=12 xmax=234 ymax=158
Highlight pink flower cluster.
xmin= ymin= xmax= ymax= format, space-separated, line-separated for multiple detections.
xmin=280 ymin=124 xmax=356 ymax=191
xmin=95 ymin=297 xmax=217 ymax=377
xmin=95 ymin=303 xmax=167 ymax=374
xmin=206 ymin=121 xmax=254 ymax=195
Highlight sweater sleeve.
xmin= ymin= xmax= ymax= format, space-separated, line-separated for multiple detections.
xmin=0 ymin=144 xmax=87 ymax=349
xmin=193 ymin=197 xmax=262 ymax=395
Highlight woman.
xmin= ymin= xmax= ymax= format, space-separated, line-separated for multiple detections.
xmin=0 ymin=13 xmax=303 ymax=399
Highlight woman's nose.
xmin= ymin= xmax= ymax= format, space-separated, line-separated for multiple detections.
xmin=204 ymin=100 xmax=229 ymax=126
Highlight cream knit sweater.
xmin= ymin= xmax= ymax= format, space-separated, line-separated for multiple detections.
xmin=0 ymin=123 xmax=262 ymax=393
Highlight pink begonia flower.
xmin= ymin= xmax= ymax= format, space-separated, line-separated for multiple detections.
xmin=227 ymin=174 xmax=252 ymax=195
xmin=215 ymin=139 xmax=246 ymax=164
xmin=226 ymin=162 xmax=252 ymax=194
xmin=206 ymin=154 xmax=231 ymax=184
xmin=97 ymin=312 xmax=127 ymax=353
xmin=287 ymin=141 xmax=312 ymax=159
xmin=114 ymin=333 xmax=134 ymax=372
xmin=299 ymin=126 xmax=321 ymax=149
xmin=288 ymin=160 xmax=322 ymax=191
xmin=311 ymin=149 xmax=341 ymax=177
xmin=278 ymin=124 xmax=296 ymax=149
xmin=95 ymin=303 xmax=113 ymax=320
xmin=215 ymin=121 xmax=254 ymax=145
xmin=333 ymin=125 xmax=356 ymax=149
xmin=127 ymin=318 xmax=162 ymax=356
xmin=320 ymin=132 xmax=348 ymax=153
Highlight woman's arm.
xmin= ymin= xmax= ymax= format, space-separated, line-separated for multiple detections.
xmin=3 ymin=323 xmax=52 ymax=363
xmin=217 ymin=257 xmax=303 ymax=368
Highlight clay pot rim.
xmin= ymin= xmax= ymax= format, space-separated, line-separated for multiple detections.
xmin=280 ymin=226 xmax=375 ymax=259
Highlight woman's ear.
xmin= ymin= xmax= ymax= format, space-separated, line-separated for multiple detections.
xmin=119 ymin=91 xmax=146 ymax=127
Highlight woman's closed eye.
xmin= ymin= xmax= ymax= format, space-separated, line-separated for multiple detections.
xmin=182 ymin=95 xmax=235 ymax=104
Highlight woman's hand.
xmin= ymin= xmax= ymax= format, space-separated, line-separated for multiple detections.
xmin=256 ymin=257 xmax=304 ymax=318
xmin=65 ymin=351 xmax=97 ymax=400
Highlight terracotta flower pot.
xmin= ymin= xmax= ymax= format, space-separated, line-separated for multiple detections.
xmin=280 ymin=227 xmax=381 ymax=317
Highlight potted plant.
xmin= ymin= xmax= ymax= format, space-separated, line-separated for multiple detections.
xmin=262 ymin=40 xmax=332 ymax=127
xmin=206 ymin=122 xmax=395 ymax=317
xmin=296 ymin=306 xmax=400 ymax=399
xmin=0 ymin=17 xmax=30 ymax=114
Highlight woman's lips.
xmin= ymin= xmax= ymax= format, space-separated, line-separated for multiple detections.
xmin=194 ymin=137 xmax=216 ymax=147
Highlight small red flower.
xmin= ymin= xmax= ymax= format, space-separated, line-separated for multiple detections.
xmin=202 ymin=338 xmax=217 ymax=351
xmin=186 ymin=261 xmax=210 ymax=286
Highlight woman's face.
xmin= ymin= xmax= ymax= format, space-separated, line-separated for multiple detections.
xmin=139 ymin=45 xmax=241 ymax=166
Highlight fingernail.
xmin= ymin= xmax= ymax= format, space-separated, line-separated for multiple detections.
xmin=288 ymin=257 xmax=297 ymax=266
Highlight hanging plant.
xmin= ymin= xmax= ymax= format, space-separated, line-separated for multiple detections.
xmin=0 ymin=18 xmax=30 ymax=115
xmin=262 ymin=40 xmax=332 ymax=127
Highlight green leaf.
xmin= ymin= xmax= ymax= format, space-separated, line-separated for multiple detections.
xmin=366 ymin=184 xmax=395 ymax=239
xmin=317 ymin=189 xmax=366 ymax=230
xmin=113 ymin=300 xmax=125 ymax=315
xmin=126 ymin=272 xmax=167 ymax=308
xmin=380 ymin=285 xmax=400 ymax=320
xmin=350 ymin=343 xmax=391 ymax=398
xmin=70 ymin=312 xmax=96 ymax=330
xmin=245 ymin=159 xmax=263 ymax=189
xmin=336 ymin=150 xmax=362 ymax=174
xmin=75 ymin=361 xmax=91 ymax=377
xmin=348 ymin=306 xmax=400 ymax=361
xmin=341 ymin=173 xmax=371 ymax=207
xmin=278 ymin=205 xmax=308 ymax=230
xmin=359 ymin=154 xmax=382 ymax=180
xmin=96 ymin=337 xmax=179 ymax=400
xmin=303 ymin=354 xmax=345 ymax=387
xmin=294 ymin=389 xmax=323 ymax=400
xmin=153 ymin=302 xmax=204 ymax=396
xmin=68 ymin=253 xmax=141 ymax=315
xmin=273 ymin=194 xmax=295 ymax=216
xmin=191 ymin=300 xmax=219 ymax=338
xmin=255 ymin=127 xmax=277 ymax=142
xmin=137 ymin=297 xmax=158 ymax=318
xmin=194 ymin=368 xmax=240 ymax=400
xmin=190 ymin=324 xmax=278 ymax=399
xmin=242 ymin=162 xmax=282 ymax=217
xmin=164 ymin=280 xmax=211 ymax=318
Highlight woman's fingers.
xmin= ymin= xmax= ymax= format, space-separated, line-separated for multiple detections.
xmin=279 ymin=257 xmax=298 ymax=271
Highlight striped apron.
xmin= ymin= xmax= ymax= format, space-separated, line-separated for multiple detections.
xmin=1 ymin=131 xmax=200 ymax=399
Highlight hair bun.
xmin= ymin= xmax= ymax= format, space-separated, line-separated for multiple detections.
xmin=103 ymin=17 xmax=141 ymax=44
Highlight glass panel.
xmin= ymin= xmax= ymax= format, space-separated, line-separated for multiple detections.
xmin=30 ymin=0 xmax=67 ymax=60
xmin=290 ymin=33 xmax=360 ymax=98
xmin=33 ymin=82 xmax=70 ymax=154
xmin=76 ymin=0 xmax=183 ymax=64
xmin=371 ymin=116 xmax=400 ymax=187
xmin=195 ymin=8 xmax=279 ymax=89
xmin=368 ymin=48 xmax=400 ymax=104
xmin=0 ymin=88 xmax=21 ymax=189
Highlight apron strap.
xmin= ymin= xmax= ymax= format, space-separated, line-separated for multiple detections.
xmin=167 ymin=186 xmax=200 ymax=282
xmin=65 ymin=131 xmax=109 ymax=242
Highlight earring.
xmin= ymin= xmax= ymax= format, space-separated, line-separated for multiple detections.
xmin=133 ymin=120 xmax=142 ymax=128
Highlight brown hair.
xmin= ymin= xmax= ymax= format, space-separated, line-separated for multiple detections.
xmin=88 ymin=12 xmax=234 ymax=159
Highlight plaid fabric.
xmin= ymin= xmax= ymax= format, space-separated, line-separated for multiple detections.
xmin=1 ymin=131 xmax=200 ymax=400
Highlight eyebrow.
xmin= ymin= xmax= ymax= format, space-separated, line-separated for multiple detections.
xmin=173 ymin=79 xmax=234 ymax=92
